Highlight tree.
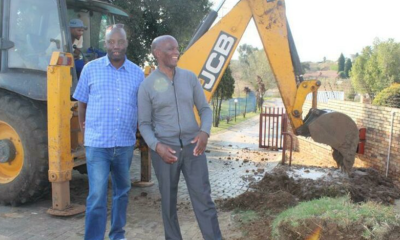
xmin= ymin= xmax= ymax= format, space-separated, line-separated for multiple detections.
xmin=238 ymin=44 xmax=258 ymax=65
xmin=301 ymin=62 xmax=310 ymax=73
xmin=351 ymin=39 xmax=400 ymax=100
xmin=114 ymin=0 xmax=210 ymax=66
xmin=345 ymin=83 xmax=356 ymax=101
xmin=338 ymin=53 xmax=345 ymax=72
xmin=243 ymin=87 xmax=252 ymax=117
xmin=344 ymin=58 xmax=352 ymax=78
xmin=338 ymin=71 xmax=347 ymax=79
xmin=212 ymin=66 xmax=235 ymax=127
xmin=373 ymin=83 xmax=400 ymax=108
xmin=350 ymin=46 xmax=374 ymax=98
xmin=237 ymin=46 xmax=275 ymax=93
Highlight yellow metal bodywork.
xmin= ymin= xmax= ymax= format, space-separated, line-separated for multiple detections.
xmin=293 ymin=80 xmax=321 ymax=117
xmin=47 ymin=52 xmax=74 ymax=184
xmin=178 ymin=0 xmax=319 ymax=132
xmin=47 ymin=52 xmax=85 ymax=215
xmin=178 ymin=0 xmax=252 ymax=101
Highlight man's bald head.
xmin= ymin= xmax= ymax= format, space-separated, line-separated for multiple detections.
xmin=151 ymin=35 xmax=178 ymax=56
xmin=151 ymin=35 xmax=180 ymax=69
xmin=104 ymin=24 xmax=128 ymax=65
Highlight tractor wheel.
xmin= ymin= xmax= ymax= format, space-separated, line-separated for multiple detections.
xmin=0 ymin=90 xmax=49 ymax=205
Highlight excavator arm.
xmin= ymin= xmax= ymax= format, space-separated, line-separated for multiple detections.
xmin=178 ymin=0 xmax=359 ymax=173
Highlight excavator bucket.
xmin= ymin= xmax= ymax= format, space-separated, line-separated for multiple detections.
xmin=300 ymin=109 xmax=359 ymax=174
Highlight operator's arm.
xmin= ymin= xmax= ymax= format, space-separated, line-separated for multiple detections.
xmin=138 ymin=83 xmax=177 ymax=163
xmin=191 ymin=73 xmax=213 ymax=156
xmin=73 ymin=37 xmax=83 ymax=60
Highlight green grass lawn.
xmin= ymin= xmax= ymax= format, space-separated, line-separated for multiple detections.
xmin=271 ymin=196 xmax=399 ymax=239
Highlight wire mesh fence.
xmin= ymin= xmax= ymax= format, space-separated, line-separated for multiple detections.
xmin=212 ymin=92 xmax=257 ymax=121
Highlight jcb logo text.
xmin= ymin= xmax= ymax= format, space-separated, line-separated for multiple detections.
xmin=199 ymin=32 xmax=237 ymax=92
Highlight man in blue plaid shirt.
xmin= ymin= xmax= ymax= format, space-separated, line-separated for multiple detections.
xmin=73 ymin=24 xmax=144 ymax=240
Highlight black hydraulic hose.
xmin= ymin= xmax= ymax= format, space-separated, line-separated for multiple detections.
xmin=185 ymin=11 xmax=218 ymax=51
xmin=185 ymin=0 xmax=226 ymax=51
xmin=287 ymin=20 xmax=304 ymax=84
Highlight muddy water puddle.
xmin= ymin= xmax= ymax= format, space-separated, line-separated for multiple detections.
xmin=288 ymin=168 xmax=329 ymax=180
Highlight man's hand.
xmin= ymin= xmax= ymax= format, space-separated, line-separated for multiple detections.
xmin=191 ymin=131 xmax=209 ymax=156
xmin=156 ymin=143 xmax=178 ymax=164
xmin=73 ymin=49 xmax=80 ymax=59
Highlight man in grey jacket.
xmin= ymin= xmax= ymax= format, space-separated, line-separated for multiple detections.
xmin=138 ymin=35 xmax=222 ymax=240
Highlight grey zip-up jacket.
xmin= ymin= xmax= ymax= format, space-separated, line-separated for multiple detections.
xmin=138 ymin=67 xmax=212 ymax=151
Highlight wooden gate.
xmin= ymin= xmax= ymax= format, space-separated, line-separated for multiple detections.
xmin=259 ymin=107 xmax=287 ymax=150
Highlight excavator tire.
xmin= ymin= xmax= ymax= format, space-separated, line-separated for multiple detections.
xmin=0 ymin=90 xmax=49 ymax=205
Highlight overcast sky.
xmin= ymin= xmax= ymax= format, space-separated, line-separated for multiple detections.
xmin=211 ymin=0 xmax=400 ymax=62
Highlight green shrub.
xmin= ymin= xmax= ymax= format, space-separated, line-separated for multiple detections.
xmin=338 ymin=71 xmax=347 ymax=79
xmin=373 ymin=83 xmax=400 ymax=108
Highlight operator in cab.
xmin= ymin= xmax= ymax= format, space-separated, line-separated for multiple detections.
xmin=69 ymin=18 xmax=86 ymax=59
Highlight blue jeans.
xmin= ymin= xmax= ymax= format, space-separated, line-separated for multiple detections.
xmin=84 ymin=146 xmax=134 ymax=240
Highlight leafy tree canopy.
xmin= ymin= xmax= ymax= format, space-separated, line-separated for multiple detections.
xmin=344 ymin=58 xmax=352 ymax=78
xmin=237 ymin=46 xmax=274 ymax=91
xmin=212 ymin=66 xmax=235 ymax=126
xmin=114 ymin=0 xmax=211 ymax=66
xmin=338 ymin=71 xmax=347 ymax=79
xmin=373 ymin=83 xmax=400 ymax=108
xmin=215 ymin=66 xmax=235 ymax=100
xmin=338 ymin=53 xmax=345 ymax=72
xmin=238 ymin=44 xmax=258 ymax=65
xmin=350 ymin=39 xmax=400 ymax=99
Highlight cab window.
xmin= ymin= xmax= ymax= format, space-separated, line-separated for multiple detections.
xmin=90 ymin=12 xmax=113 ymax=53
xmin=8 ymin=0 xmax=63 ymax=71
xmin=67 ymin=9 xmax=113 ymax=60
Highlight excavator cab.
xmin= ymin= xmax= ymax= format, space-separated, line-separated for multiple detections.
xmin=0 ymin=0 xmax=128 ymax=209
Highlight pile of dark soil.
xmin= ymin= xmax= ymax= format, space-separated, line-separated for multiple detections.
xmin=349 ymin=167 xmax=400 ymax=204
xmin=219 ymin=166 xmax=400 ymax=214
xmin=217 ymin=165 xmax=400 ymax=240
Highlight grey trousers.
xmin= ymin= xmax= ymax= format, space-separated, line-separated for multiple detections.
xmin=151 ymin=143 xmax=222 ymax=240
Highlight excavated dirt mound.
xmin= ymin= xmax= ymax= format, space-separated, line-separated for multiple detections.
xmin=217 ymin=165 xmax=400 ymax=240
xmin=219 ymin=166 xmax=400 ymax=213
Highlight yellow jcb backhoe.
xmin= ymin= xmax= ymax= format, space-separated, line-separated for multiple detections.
xmin=177 ymin=0 xmax=359 ymax=173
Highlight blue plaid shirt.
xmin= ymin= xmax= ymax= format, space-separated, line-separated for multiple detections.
xmin=73 ymin=56 xmax=144 ymax=147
